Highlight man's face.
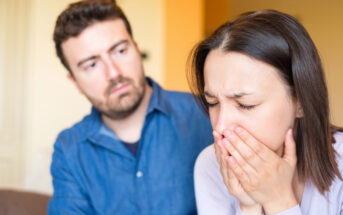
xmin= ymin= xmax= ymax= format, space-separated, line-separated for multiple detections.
xmin=62 ymin=19 xmax=146 ymax=119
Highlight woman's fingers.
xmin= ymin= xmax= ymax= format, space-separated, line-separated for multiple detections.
xmin=282 ymin=129 xmax=297 ymax=167
xmin=224 ymin=157 xmax=241 ymax=194
xmin=225 ymin=156 xmax=257 ymax=206
xmin=217 ymin=138 xmax=229 ymax=158
xmin=214 ymin=140 xmax=223 ymax=165
xmin=213 ymin=130 xmax=222 ymax=141
xmin=228 ymin=127 xmax=279 ymax=163
xmin=222 ymin=129 xmax=263 ymax=174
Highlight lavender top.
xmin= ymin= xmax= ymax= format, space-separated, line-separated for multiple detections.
xmin=194 ymin=132 xmax=343 ymax=215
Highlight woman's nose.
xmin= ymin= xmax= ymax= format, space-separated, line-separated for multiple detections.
xmin=213 ymin=105 xmax=238 ymax=135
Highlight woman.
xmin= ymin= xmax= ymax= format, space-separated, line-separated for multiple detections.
xmin=189 ymin=10 xmax=343 ymax=215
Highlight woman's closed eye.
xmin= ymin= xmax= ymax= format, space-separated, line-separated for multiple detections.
xmin=238 ymin=102 xmax=256 ymax=110
xmin=206 ymin=100 xmax=219 ymax=107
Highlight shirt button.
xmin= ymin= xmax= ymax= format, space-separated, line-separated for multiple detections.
xmin=136 ymin=171 xmax=143 ymax=178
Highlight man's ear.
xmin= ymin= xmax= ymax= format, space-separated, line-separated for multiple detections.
xmin=67 ymin=73 xmax=84 ymax=94
xmin=295 ymin=100 xmax=304 ymax=118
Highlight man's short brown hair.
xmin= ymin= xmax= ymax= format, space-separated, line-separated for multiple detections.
xmin=53 ymin=0 xmax=132 ymax=75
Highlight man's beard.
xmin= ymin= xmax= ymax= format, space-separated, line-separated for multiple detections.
xmin=88 ymin=75 xmax=146 ymax=120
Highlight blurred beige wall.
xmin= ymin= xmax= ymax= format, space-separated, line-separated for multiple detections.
xmin=226 ymin=0 xmax=343 ymax=126
xmin=0 ymin=0 xmax=29 ymax=188
xmin=23 ymin=0 xmax=91 ymax=193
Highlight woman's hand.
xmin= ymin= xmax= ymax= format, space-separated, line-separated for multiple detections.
xmin=213 ymin=131 xmax=263 ymax=215
xmin=219 ymin=127 xmax=298 ymax=214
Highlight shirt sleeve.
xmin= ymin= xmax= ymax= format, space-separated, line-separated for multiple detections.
xmin=194 ymin=145 xmax=239 ymax=215
xmin=48 ymin=135 xmax=94 ymax=215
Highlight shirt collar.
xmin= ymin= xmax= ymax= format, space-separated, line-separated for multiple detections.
xmin=146 ymin=77 xmax=171 ymax=116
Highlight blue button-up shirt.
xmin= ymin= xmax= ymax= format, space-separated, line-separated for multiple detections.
xmin=48 ymin=78 xmax=213 ymax=215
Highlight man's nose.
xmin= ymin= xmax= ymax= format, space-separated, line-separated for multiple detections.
xmin=104 ymin=57 xmax=121 ymax=80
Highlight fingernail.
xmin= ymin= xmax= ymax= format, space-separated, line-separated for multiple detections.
xmin=235 ymin=127 xmax=244 ymax=134
xmin=289 ymin=128 xmax=293 ymax=136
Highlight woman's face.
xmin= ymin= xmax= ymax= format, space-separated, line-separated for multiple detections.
xmin=204 ymin=50 xmax=301 ymax=154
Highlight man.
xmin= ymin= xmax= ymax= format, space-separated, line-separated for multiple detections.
xmin=48 ymin=0 xmax=213 ymax=214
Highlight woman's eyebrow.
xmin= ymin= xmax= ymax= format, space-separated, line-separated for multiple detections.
xmin=204 ymin=91 xmax=215 ymax=98
xmin=205 ymin=91 xmax=253 ymax=98
xmin=225 ymin=92 xmax=252 ymax=99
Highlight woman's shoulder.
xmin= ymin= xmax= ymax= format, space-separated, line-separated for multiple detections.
xmin=333 ymin=132 xmax=343 ymax=172
xmin=333 ymin=131 xmax=343 ymax=153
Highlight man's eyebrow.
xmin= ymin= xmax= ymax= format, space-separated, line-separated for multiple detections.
xmin=77 ymin=40 xmax=129 ymax=68
xmin=77 ymin=56 xmax=98 ymax=68
xmin=108 ymin=39 xmax=128 ymax=52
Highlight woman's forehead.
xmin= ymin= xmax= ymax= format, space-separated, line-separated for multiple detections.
xmin=203 ymin=50 xmax=288 ymax=96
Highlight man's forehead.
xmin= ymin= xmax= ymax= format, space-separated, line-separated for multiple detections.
xmin=64 ymin=19 xmax=130 ymax=45
xmin=61 ymin=19 xmax=132 ymax=62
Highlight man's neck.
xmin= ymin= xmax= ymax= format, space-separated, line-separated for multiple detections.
xmin=101 ymin=82 xmax=153 ymax=143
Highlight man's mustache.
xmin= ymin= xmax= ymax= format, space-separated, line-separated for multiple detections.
xmin=105 ymin=76 xmax=132 ymax=96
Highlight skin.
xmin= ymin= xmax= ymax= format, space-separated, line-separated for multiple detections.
xmin=203 ymin=49 xmax=304 ymax=214
xmin=61 ymin=19 xmax=152 ymax=142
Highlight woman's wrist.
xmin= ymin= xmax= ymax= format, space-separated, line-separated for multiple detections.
xmin=239 ymin=203 xmax=263 ymax=215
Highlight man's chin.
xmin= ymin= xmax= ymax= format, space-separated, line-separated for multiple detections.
xmin=101 ymin=106 xmax=136 ymax=119
xmin=101 ymin=99 xmax=140 ymax=119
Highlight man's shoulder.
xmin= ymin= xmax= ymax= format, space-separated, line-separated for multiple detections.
xmin=161 ymin=89 xmax=203 ymax=113
xmin=161 ymin=88 xmax=193 ymax=99
xmin=55 ymin=110 xmax=96 ymax=148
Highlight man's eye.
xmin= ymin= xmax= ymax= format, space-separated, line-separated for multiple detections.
xmin=238 ymin=103 xmax=255 ymax=110
xmin=88 ymin=62 xmax=96 ymax=68
xmin=83 ymin=62 xmax=97 ymax=71
xmin=116 ymin=47 xmax=127 ymax=55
